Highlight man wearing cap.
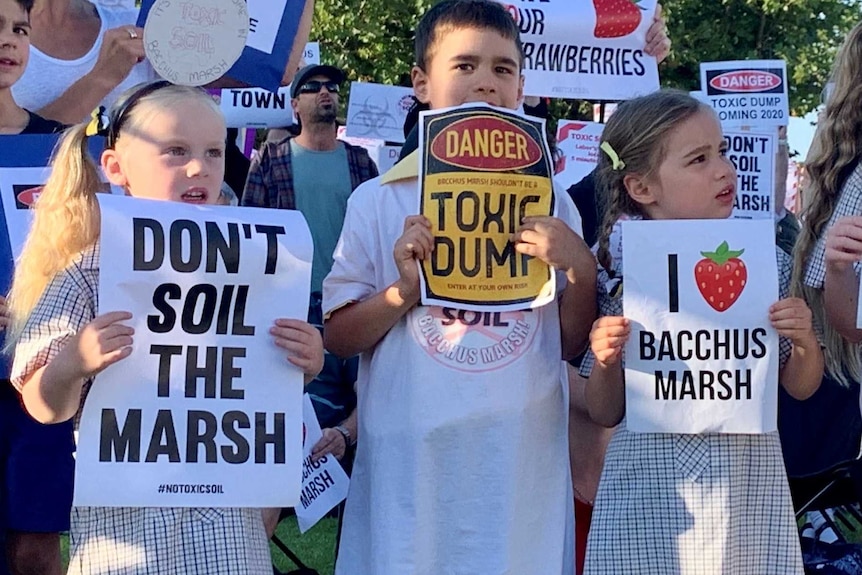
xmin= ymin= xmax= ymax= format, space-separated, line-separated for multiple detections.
xmin=242 ymin=63 xmax=377 ymax=483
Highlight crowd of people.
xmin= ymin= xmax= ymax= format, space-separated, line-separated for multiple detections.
xmin=1 ymin=0 xmax=861 ymax=573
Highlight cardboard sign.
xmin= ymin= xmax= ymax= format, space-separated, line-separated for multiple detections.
xmin=345 ymin=82 xmax=414 ymax=144
xmin=295 ymin=394 xmax=349 ymax=533
xmin=500 ymin=0 xmax=660 ymax=100
xmin=700 ymin=60 xmax=789 ymax=128
xmin=217 ymin=42 xmax=319 ymax=128
xmin=554 ymin=120 xmax=604 ymax=190
xmin=142 ymin=0 xmax=249 ymax=86
xmin=725 ymin=130 xmax=776 ymax=220
xmin=418 ymin=104 xmax=555 ymax=311
xmin=621 ymin=219 xmax=780 ymax=434
xmin=74 ymin=195 xmax=313 ymax=507
xmin=139 ymin=0 xmax=306 ymax=91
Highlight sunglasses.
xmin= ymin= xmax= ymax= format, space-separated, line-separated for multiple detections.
xmin=298 ymin=80 xmax=340 ymax=94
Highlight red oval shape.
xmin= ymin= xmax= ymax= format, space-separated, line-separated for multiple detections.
xmin=430 ymin=116 xmax=542 ymax=171
xmin=16 ymin=186 xmax=43 ymax=207
xmin=709 ymin=70 xmax=782 ymax=93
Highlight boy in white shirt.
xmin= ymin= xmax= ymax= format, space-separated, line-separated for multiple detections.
xmin=323 ymin=1 xmax=596 ymax=573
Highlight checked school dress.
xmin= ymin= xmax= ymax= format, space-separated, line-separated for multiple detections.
xmin=579 ymin=242 xmax=803 ymax=575
xmin=11 ymin=243 xmax=273 ymax=575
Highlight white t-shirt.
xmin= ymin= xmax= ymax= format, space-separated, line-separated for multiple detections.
xmin=324 ymin=170 xmax=580 ymax=575
xmin=12 ymin=3 xmax=155 ymax=117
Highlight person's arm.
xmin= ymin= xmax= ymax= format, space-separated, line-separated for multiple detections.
xmin=512 ymin=216 xmax=597 ymax=359
xmin=324 ymin=215 xmax=431 ymax=358
xmin=644 ymin=4 xmax=671 ymax=63
xmin=312 ymin=408 xmax=357 ymax=462
xmin=36 ymin=27 xmax=145 ymax=124
xmin=558 ymin=253 xmax=598 ymax=360
xmin=771 ymin=298 xmax=823 ymax=400
xmin=19 ymin=311 xmax=134 ymax=423
xmin=583 ymin=316 xmax=630 ymax=427
xmin=823 ymin=215 xmax=862 ymax=342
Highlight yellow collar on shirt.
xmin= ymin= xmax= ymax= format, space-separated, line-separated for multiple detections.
xmin=380 ymin=150 xmax=419 ymax=184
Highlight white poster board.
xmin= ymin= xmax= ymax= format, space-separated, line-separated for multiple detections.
xmin=501 ymin=0 xmax=660 ymax=100
xmin=345 ymin=82 xmax=414 ymax=144
xmin=725 ymin=130 xmax=776 ymax=220
xmin=700 ymin=60 xmax=789 ymax=128
xmin=622 ymin=219 xmax=779 ymax=434
xmin=295 ymin=394 xmax=349 ymax=533
xmin=554 ymin=120 xmax=604 ymax=190
xmin=0 ymin=167 xmax=47 ymax=260
xmin=246 ymin=0 xmax=289 ymax=55
xmin=74 ymin=195 xmax=313 ymax=507
xmin=218 ymin=42 xmax=319 ymax=128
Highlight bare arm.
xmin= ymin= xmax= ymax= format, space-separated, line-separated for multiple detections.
xmin=583 ymin=316 xmax=630 ymax=427
xmin=324 ymin=282 xmax=417 ymax=358
xmin=18 ymin=311 xmax=133 ymax=424
xmin=513 ymin=216 xmax=597 ymax=360
xmin=779 ymin=338 xmax=823 ymax=400
xmin=558 ymin=255 xmax=598 ymax=360
xmin=37 ymin=27 xmax=145 ymax=124
xmin=825 ymin=263 xmax=862 ymax=342
xmin=771 ymin=298 xmax=823 ymax=400
xmin=324 ymin=215 xmax=431 ymax=358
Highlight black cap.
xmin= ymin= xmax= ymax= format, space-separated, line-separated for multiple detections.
xmin=290 ymin=64 xmax=345 ymax=98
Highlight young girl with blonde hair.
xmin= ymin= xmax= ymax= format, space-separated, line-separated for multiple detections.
xmin=581 ymin=90 xmax=823 ymax=574
xmin=6 ymin=81 xmax=324 ymax=574
xmin=792 ymin=21 xmax=862 ymax=384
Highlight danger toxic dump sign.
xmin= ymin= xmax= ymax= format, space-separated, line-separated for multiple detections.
xmin=419 ymin=107 xmax=555 ymax=310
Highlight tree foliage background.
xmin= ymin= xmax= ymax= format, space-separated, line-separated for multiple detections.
xmin=311 ymin=0 xmax=862 ymax=120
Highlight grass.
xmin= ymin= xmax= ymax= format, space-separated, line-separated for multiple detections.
xmin=60 ymin=515 xmax=339 ymax=575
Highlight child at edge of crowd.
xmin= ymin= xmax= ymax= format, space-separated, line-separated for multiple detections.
xmin=0 ymin=0 xmax=63 ymax=134
xmin=580 ymin=89 xmax=824 ymax=575
xmin=792 ymin=22 xmax=862 ymax=377
xmin=322 ymin=1 xmax=597 ymax=574
xmin=1 ymin=1 xmax=69 ymax=574
xmin=5 ymin=81 xmax=325 ymax=575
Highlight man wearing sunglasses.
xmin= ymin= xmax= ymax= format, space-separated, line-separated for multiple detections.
xmin=242 ymin=63 xmax=377 ymax=490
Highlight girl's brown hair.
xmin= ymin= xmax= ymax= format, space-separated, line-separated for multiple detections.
xmin=791 ymin=22 xmax=862 ymax=387
xmin=595 ymin=89 xmax=710 ymax=274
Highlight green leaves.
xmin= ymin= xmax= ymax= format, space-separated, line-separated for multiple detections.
xmin=700 ymin=241 xmax=745 ymax=265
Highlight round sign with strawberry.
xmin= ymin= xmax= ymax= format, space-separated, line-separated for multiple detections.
xmin=694 ymin=241 xmax=747 ymax=312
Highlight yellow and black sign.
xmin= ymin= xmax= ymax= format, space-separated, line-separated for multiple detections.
xmin=419 ymin=106 xmax=555 ymax=309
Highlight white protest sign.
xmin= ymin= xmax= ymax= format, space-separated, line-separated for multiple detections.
xmin=75 ymin=195 xmax=313 ymax=507
xmin=554 ymin=120 xmax=604 ymax=190
xmin=144 ymin=0 xmax=249 ymax=86
xmin=217 ymin=43 xmax=319 ymax=128
xmin=0 ymin=167 xmax=47 ymax=260
xmin=622 ymin=219 xmax=780 ymax=434
xmin=370 ymin=145 xmax=401 ymax=174
xmin=246 ymin=0 xmax=288 ymax=55
xmin=700 ymin=60 xmax=789 ymax=128
xmin=0 ymin=135 xmax=114 ymax=259
xmin=500 ymin=0 xmax=659 ymax=100
xmin=296 ymin=394 xmax=350 ymax=533
xmin=346 ymin=82 xmax=414 ymax=144
xmin=725 ymin=130 xmax=776 ymax=220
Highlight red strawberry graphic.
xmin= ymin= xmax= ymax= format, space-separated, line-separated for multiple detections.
xmin=592 ymin=0 xmax=644 ymax=38
xmin=694 ymin=241 xmax=747 ymax=312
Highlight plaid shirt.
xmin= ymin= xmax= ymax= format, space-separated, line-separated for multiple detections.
xmin=242 ymin=136 xmax=379 ymax=210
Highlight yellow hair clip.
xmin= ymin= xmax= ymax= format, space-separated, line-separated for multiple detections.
xmin=85 ymin=106 xmax=109 ymax=137
xmin=600 ymin=142 xmax=626 ymax=171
